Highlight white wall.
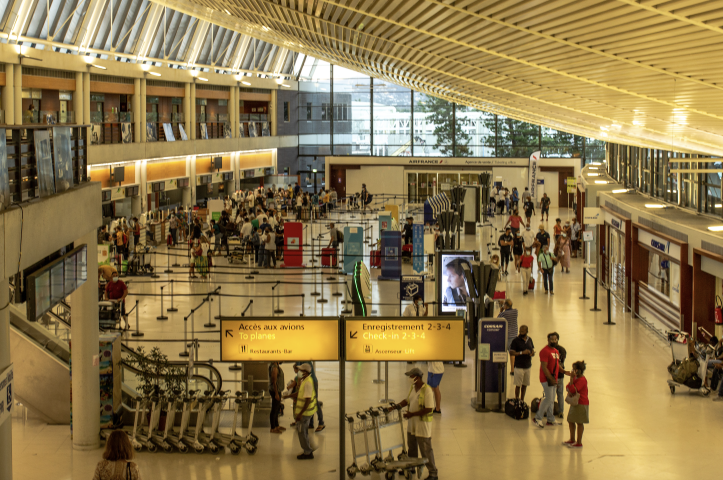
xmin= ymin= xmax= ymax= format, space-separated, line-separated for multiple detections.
xmin=492 ymin=167 xmax=528 ymax=191
xmin=347 ymin=166 xmax=405 ymax=200
xmin=539 ymin=171 xmax=559 ymax=207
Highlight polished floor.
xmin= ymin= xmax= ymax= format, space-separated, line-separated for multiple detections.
xmin=11 ymin=207 xmax=717 ymax=480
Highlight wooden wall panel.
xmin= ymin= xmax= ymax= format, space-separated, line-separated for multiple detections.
xmin=196 ymin=155 xmax=231 ymax=173
xmin=239 ymin=92 xmax=271 ymax=101
xmin=147 ymin=160 xmax=187 ymax=181
xmin=90 ymin=164 xmax=136 ymax=187
xmin=239 ymin=151 xmax=273 ymax=169
xmin=195 ymin=89 xmax=229 ymax=100
xmin=22 ymin=76 xmax=75 ymax=91
xmin=90 ymin=81 xmax=134 ymax=95
xmin=147 ymin=86 xmax=184 ymax=97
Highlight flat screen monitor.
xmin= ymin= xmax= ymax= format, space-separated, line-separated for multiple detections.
xmin=437 ymin=251 xmax=478 ymax=314
xmin=113 ymin=166 xmax=125 ymax=182
xmin=50 ymin=261 xmax=64 ymax=307
xmin=102 ymin=190 xmax=112 ymax=202
xmin=213 ymin=157 xmax=222 ymax=169
xmin=244 ymin=170 xmax=255 ymax=179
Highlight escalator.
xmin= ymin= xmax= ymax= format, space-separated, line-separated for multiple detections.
xmin=8 ymin=303 xmax=223 ymax=425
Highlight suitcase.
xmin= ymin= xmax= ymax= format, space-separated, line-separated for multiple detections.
xmin=300 ymin=207 xmax=310 ymax=221
xmin=322 ymin=248 xmax=338 ymax=267
xmin=528 ymin=278 xmax=535 ymax=290
xmin=370 ymin=250 xmax=381 ymax=268
xmin=402 ymin=244 xmax=413 ymax=263
xmin=504 ymin=398 xmax=529 ymax=420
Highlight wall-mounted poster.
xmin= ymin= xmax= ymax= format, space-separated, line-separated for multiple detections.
xmin=0 ymin=129 xmax=8 ymax=210
xmin=90 ymin=124 xmax=102 ymax=145
xmin=224 ymin=122 xmax=232 ymax=139
xmin=252 ymin=108 xmax=257 ymax=113
xmin=261 ymin=122 xmax=270 ymax=137
xmin=239 ymin=123 xmax=246 ymax=138
xmin=162 ymin=123 xmax=175 ymax=142
xmin=179 ymin=124 xmax=188 ymax=141
xmin=52 ymin=127 xmax=73 ymax=193
xmin=200 ymin=123 xmax=208 ymax=139
xmin=34 ymin=130 xmax=55 ymax=197
xmin=248 ymin=122 xmax=257 ymax=137
xmin=146 ymin=122 xmax=158 ymax=142
xmin=121 ymin=123 xmax=132 ymax=144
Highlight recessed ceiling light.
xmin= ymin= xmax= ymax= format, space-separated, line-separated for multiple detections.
xmin=148 ymin=71 xmax=161 ymax=76
xmin=590 ymin=162 xmax=602 ymax=166
xmin=90 ymin=64 xmax=106 ymax=70
xmin=594 ymin=180 xmax=608 ymax=184
xmin=241 ymin=81 xmax=251 ymax=86
xmin=645 ymin=204 xmax=666 ymax=209
xmin=275 ymin=77 xmax=284 ymax=84
xmin=282 ymin=84 xmax=291 ymax=87
xmin=225 ymin=9 xmax=231 ymax=15
xmin=708 ymin=226 xmax=723 ymax=232
xmin=587 ymin=173 xmax=600 ymax=177
xmin=197 ymin=77 xmax=208 ymax=82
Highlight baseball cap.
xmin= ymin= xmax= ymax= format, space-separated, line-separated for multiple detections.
xmin=298 ymin=363 xmax=312 ymax=373
xmin=404 ymin=367 xmax=424 ymax=378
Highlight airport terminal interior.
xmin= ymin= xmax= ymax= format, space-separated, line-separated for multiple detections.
xmin=3 ymin=1 xmax=723 ymax=479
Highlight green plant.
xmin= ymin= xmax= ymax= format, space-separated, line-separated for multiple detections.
xmin=128 ymin=346 xmax=186 ymax=396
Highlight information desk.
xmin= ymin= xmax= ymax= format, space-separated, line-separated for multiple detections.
xmin=345 ymin=317 xmax=465 ymax=362
xmin=220 ymin=317 xmax=339 ymax=362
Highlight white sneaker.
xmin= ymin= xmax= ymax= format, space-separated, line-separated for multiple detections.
xmin=712 ymin=395 xmax=723 ymax=402
xmin=532 ymin=419 xmax=545 ymax=428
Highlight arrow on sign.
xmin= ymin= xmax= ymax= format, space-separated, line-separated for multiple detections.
xmin=225 ymin=330 xmax=233 ymax=338
xmin=349 ymin=331 xmax=358 ymax=339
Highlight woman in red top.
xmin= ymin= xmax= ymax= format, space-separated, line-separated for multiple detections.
xmin=564 ymin=360 xmax=589 ymax=448
xmin=520 ymin=248 xmax=535 ymax=294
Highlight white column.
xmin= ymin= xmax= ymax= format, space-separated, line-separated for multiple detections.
xmin=74 ymin=72 xmax=84 ymax=124
xmin=140 ymin=79 xmax=147 ymax=142
xmin=140 ymin=160 xmax=148 ymax=213
xmin=133 ymin=79 xmax=141 ymax=143
xmin=271 ymin=89 xmax=277 ymax=136
xmin=190 ymin=83 xmax=196 ymax=140
xmin=3 ymin=64 xmax=14 ymax=125
xmin=189 ymin=155 xmax=196 ymax=206
xmin=82 ymin=72 xmax=90 ymax=137
xmin=0 ymin=279 xmax=12 ymax=480
xmin=183 ymin=83 xmax=190 ymax=139
xmin=230 ymin=86 xmax=237 ymax=138
xmin=13 ymin=64 xmax=22 ymax=125
xmin=71 ymin=231 xmax=100 ymax=450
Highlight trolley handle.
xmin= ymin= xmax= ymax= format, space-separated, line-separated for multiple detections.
xmin=356 ymin=411 xmax=368 ymax=420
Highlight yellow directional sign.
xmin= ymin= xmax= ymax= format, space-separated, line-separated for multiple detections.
xmin=220 ymin=318 xmax=339 ymax=362
xmin=345 ymin=317 xmax=465 ymax=362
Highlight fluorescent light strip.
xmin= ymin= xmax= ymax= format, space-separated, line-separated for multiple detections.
xmin=611 ymin=189 xmax=628 ymax=194
xmin=197 ymin=77 xmax=208 ymax=82
xmin=645 ymin=204 xmax=666 ymax=209
xmin=708 ymin=226 xmax=723 ymax=232
xmin=148 ymin=71 xmax=161 ymax=77
xmin=90 ymin=64 xmax=106 ymax=70
xmin=241 ymin=81 xmax=251 ymax=86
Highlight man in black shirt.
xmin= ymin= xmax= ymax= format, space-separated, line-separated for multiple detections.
xmin=402 ymin=217 xmax=414 ymax=245
xmin=498 ymin=227 xmax=514 ymax=275
xmin=509 ymin=325 xmax=535 ymax=401
xmin=540 ymin=193 xmax=551 ymax=221
xmin=535 ymin=224 xmax=551 ymax=268
xmin=524 ymin=199 xmax=535 ymax=226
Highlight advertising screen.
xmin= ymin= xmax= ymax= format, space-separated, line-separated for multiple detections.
xmin=437 ymin=251 xmax=476 ymax=314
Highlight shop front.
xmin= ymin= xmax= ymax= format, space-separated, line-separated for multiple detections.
xmin=600 ymin=207 xmax=632 ymax=309
xmin=406 ymin=170 xmax=484 ymax=203
xmin=693 ymin=247 xmax=723 ymax=341
xmin=632 ymin=225 xmax=691 ymax=334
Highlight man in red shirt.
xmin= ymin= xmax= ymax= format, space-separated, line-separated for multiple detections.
xmin=533 ymin=332 xmax=560 ymax=428
xmin=105 ymin=272 xmax=129 ymax=329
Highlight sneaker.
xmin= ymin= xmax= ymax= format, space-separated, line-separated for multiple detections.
xmin=562 ymin=440 xmax=575 ymax=447
xmin=546 ymin=422 xmax=558 ymax=426
xmin=523 ymin=291 xmax=528 ymax=295
xmin=532 ymin=419 xmax=545 ymax=428
xmin=569 ymin=443 xmax=583 ymax=448
xmin=296 ymin=453 xmax=315 ymax=460
xmin=433 ymin=409 xmax=441 ymax=415
xmin=712 ymin=395 xmax=723 ymax=401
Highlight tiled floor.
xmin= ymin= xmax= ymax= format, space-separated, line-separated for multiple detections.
xmin=11 ymin=207 xmax=719 ymax=480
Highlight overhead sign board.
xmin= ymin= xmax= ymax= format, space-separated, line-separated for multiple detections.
xmin=220 ymin=318 xmax=339 ymax=362
xmin=345 ymin=317 xmax=465 ymax=362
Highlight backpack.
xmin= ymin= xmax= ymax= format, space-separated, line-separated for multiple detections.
xmin=504 ymin=398 xmax=529 ymax=420
xmin=670 ymin=357 xmax=699 ymax=383
xmin=337 ymin=230 xmax=344 ymax=243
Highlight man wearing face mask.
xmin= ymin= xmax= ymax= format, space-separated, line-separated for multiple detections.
xmin=535 ymin=225 xmax=551 ymax=271
xmin=105 ymin=272 xmax=129 ymax=330
xmin=538 ymin=245 xmax=557 ymax=295
xmin=291 ymin=363 xmax=317 ymax=459
xmin=520 ymin=248 xmax=535 ymax=294
xmin=403 ymin=294 xmax=428 ymax=317
xmin=169 ymin=214 xmax=178 ymax=246
xmin=533 ymin=332 xmax=561 ymax=428
xmin=390 ymin=368 xmax=438 ymax=480
xmin=509 ymin=325 xmax=535 ymax=400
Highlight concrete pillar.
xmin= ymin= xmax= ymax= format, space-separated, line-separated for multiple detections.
xmin=230 ymin=86 xmax=237 ymax=138
xmin=74 ymin=72 xmax=83 ymax=124
xmin=70 ymin=232 xmax=100 ymax=450
xmin=140 ymin=160 xmax=148 ymax=213
xmin=182 ymin=186 xmax=192 ymax=207
xmin=133 ymin=79 xmax=141 ymax=143
xmin=271 ymin=89 xmax=277 ymax=136
xmin=189 ymin=155 xmax=196 ymax=206
xmin=183 ymin=83 xmax=190 ymax=140
xmin=3 ymin=64 xmax=14 ymax=125
xmin=190 ymin=83 xmax=196 ymax=140
xmin=13 ymin=64 xmax=22 ymax=125
xmin=82 ymin=72 xmax=90 ymax=137
xmin=0 ymin=279 xmax=12 ymax=480
xmin=140 ymin=79 xmax=147 ymax=142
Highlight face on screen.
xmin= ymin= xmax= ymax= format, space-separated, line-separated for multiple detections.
xmin=440 ymin=254 xmax=473 ymax=313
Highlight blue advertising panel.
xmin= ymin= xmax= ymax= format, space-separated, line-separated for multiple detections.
xmin=379 ymin=230 xmax=402 ymax=280
xmin=412 ymin=224 xmax=424 ymax=273
xmin=343 ymin=226 xmax=364 ymax=274
xmin=479 ymin=318 xmax=508 ymax=404
xmin=400 ymin=275 xmax=424 ymax=302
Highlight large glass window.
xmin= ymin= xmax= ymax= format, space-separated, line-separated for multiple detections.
xmin=496 ymin=116 xmax=540 ymax=157
xmin=541 ymin=127 xmax=582 ymax=158
xmin=332 ymin=66 xmax=369 ymax=155
xmin=455 ymin=105 xmax=495 ymax=157
xmin=373 ymin=83 xmax=411 ymax=156
xmin=413 ymin=92 xmax=453 ymax=157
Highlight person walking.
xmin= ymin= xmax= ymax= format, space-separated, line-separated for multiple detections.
xmin=498 ymin=227 xmax=513 ymax=275
xmin=509 ymin=325 xmax=534 ymax=401
xmin=570 ymin=217 xmax=581 ymax=258
xmin=427 ymin=362 xmax=444 ymax=415
xmin=269 ymin=361 xmax=286 ymax=434
xmin=105 ymin=271 xmax=129 ymax=329
xmin=540 ymin=193 xmax=551 ymax=221
xmin=535 ymin=224 xmax=551 ymax=269
xmin=505 ymin=209 xmax=524 ymax=236
xmin=533 ymin=332 xmax=561 ymax=428
xmin=512 ymin=231 xmax=524 ymax=273
xmin=291 ymin=363 xmax=317 ymax=459
xmin=295 ymin=361 xmax=325 ymax=432
xmin=498 ymin=299 xmax=518 ymax=376
xmin=388 ymin=368 xmax=438 ymax=480
xmin=263 ymin=227 xmax=277 ymax=269
xmin=563 ymin=361 xmax=589 ymax=448
xmin=327 ymin=222 xmax=339 ymax=250
xmin=132 ymin=217 xmax=141 ymax=246
xmin=169 ymin=214 xmax=178 ymax=246
xmin=552 ymin=336 xmax=569 ymax=419
xmin=523 ymin=196 xmax=535 ymax=226
xmin=558 ymin=232 xmax=572 ymax=273
xmin=520 ymin=248 xmax=535 ymax=295
xmin=93 ymin=430 xmax=142 ymax=480
xmin=538 ymin=245 xmax=557 ymax=294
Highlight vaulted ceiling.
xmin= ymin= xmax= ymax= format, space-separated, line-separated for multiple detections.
xmin=148 ymin=0 xmax=723 ymax=156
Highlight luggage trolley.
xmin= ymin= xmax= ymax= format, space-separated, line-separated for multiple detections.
xmin=374 ymin=404 xmax=427 ymax=480
xmin=345 ymin=411 xmax=381 ymax=478
xmin=666 ymin=330 xmax=712 ymax=395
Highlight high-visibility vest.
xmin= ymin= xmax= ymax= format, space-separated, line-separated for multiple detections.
xmin=294 ymin=375 xmax=317 ymax=417
xmin=407 ymin=384 xmax=433 ymax=422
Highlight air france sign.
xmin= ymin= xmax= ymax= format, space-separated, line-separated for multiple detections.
xmin=583 ymin=207 xmax=603 ymax=225
xmin=528 ymin=150 xmax=540 ymax=199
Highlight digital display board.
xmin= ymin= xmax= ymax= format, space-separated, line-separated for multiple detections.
xmin=220 ymin=318 xmax=339 ymax=362
xmin=345 ymin=317 xmax=465 ymax=362
xmin=437 ymin=251 xmax=477 ymax=314
xmin=27 ymin=245 xmax=87 ymax=321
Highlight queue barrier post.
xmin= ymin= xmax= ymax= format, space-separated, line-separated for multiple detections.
xmin=591 ymin=276 xmax=601 ymax=312
xmin=151 ymin=251 xmax=160 ymax=278
xmin=274 ymin=283 xmax=284 ymax=314
xmin=157 ymin=287 xmax=168 ymax=320
xmin=164 ymin=248 xmax=173 ymax=274
xmin=204 ymin=295 xmax=216 ymax=328
xmin=167 ymin=279 xmax=178 ymax=312
xmin=215 ymin=287 xmax=223 ymax=319
xmin=604 ymin=285 xmax=616 ymax=325
xmin=579 ymin=267 xmax=589 ymax=300
xmin=179 ymin=316 xmax=189 ymax=357
xmin=131 ymin=300 xmax=144 ymax=337
xmin=318 ymin=273 xmax=328 ymax=304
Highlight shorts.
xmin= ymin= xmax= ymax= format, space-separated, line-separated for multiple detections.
xmin=513 ymin=368 xmax=531 ymax=386
xmin=542 ymin=207 xmax=549 ymax=214
xmin=427 ymin=372 xmax=444 ymax=388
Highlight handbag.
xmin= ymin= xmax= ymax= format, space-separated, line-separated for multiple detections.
xmin=716 ymin=296 xmax=723 ymax=324
xmin=565 ymin=382 xmax=580 ymax=406
xmin=126 ymin=462 xmax=132 ymax=480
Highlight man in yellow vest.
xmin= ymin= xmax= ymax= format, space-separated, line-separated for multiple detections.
xmin=293 ymin=363 xmax=317 ymax=460
xmin=395 ymin=367 xmax=438 ymax=480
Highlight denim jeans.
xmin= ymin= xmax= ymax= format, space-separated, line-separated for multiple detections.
xmin=296 ymin=415 xmax=313 ymax=454
xmin=555 ymin=378 xmax=565 ymax=417
xmin=408 ymin=433 xmax=437 ymax=477
xmin=264 ymin=249 xmax=276 ymax=268
xmin=535 ymin=381 xmax=557 ymax=423
xmin=258 ymin=246 xmax=265 ymax=266
xmin=542 ymin=268 xmax=554 ymax=292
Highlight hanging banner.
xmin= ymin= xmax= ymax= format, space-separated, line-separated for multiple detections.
xmin=527 ymin=150 xmax=541 ymax=199
xmin=379 ymin=230 xmax=402 ymax=281
xmin=412 ymin=224 xmax=424 ymax=273
xmin=343 ymin=226 xmax=364 ymax=274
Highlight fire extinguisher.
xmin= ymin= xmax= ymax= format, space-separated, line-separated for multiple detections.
xmin=715 ymin=296 xmax=723 ymax=324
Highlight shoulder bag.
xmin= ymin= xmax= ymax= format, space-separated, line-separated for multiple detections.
xmin=126 ymin=462 xmax=133 ymax=480
xmin=565 ymin=381 xmax=580 ymax=406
